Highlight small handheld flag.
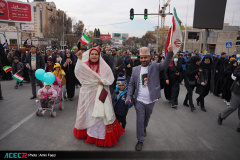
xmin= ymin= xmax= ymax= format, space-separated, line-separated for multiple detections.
xmin=12 ymin=73 xmax=24 ymax=82
xmin=79 ymin=33 xmax=91 ymax=45
xmin=3 ymin=66 xmax=12 ymax=73
xmin=131 ymin=55 xmax=138 ymax=60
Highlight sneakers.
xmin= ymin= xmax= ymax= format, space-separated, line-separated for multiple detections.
xmin=217 ymin=113 xmax=223 ymax=125
xmin=226 ymin=102 xmax=230 ymax=106
xmin=171 ymin=105 xmax=177 ymax=109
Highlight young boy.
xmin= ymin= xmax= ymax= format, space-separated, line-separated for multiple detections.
xmin=112 ymin=74 xmax=133 ymax=129
xmin=56 ymin=53 xmax=62 ymax=64
xmin=38 ymin=83 xmax=57 ymax=108
xmin=52 ymin=63 xmax=67 ymax=100
xmin=12 ymin=56 xmax=24 ymax=89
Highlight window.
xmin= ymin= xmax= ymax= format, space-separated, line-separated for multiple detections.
xmin=10 ymin=39 xmax=17 ymax=45
xmin=34 ymin=7 xmax=36 ymax=12
xmin=236 ymin=41 xmax=240 ymax=45
xmin=8 ymin=22 xmax=15 ymax=26
xmin=237 ymin=36 xmax=240 ymax=40
xmin=188 ymin=32 xmax=200 ymax=41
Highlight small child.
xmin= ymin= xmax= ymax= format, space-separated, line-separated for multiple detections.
xmin=46 ymin=57 xmax=54 ymax=72
xmin=38 ymin=83 xmax=57 ymax=108
xmin=52 ymin=63 xmax=67 ymax=100
xmin=12 ymin=56 xmax=24 ymax=89
xmin=56 ymin=53 xmax=62 ymax=64
xmin=112 ymin=74 xmax=133 ymax=129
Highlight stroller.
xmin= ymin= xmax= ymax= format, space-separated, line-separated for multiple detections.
xmin=36 ymin=76 xmax=64 ymax=117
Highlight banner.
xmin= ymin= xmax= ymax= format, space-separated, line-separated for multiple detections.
xmin=100 ymin=34 xmax=111 ymax=40
xmin=0 ymin=0 xmax=33 ymax=23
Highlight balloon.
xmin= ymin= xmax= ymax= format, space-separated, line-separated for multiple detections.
xmin=35 ymin=69 xmax=46 ymax=81
xmin=43 ymin=72 xmax=55 ymax=85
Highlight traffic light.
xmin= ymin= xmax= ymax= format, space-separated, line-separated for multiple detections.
xmin=144 ymin=9 xmax=148 ymax=20
xmin=130 ymin=8 xmax=134 ymax=20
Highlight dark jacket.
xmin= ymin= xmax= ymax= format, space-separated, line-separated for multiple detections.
xmin=109 ymin=54 xmax=124 ymax=76
xmin=222 ymin=60 xmax=237 ymax=90
xmin=102 ymin=53 xmax=112 ymax=68
xmin=215 ymin=57 xmax=228 ymax=77
xmin=231 ymin=65 xmax=240 ymax=95
xmin=12 ymin=62 xmax=24 ymax=76
xmin=125 ymin=58 xmax=141 ymax=77
xmin=196 ymin=55 xmax=214 ymax=95
xmin=164 ymin=59 xmax=183 ymax=83
xmin=113 ymin=85 xmax=133 ymax=116
xmin=25 ymin=52 xmax=45 ymax=74
xmin=186 ymin=56 xmax=201 ymax=85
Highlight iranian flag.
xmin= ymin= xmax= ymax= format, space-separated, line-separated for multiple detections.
xmin=131 ymin=55 xmax=138 ymax=60
xmin=3 ymin=66 xmax=12 ymax=73
xmin=79 ymin=33 xmax=91 ymax=45
xmin=12 ymin=73 xmax=24 ymax=82
xmin=165 ymin=7 xmax=182 ymax=66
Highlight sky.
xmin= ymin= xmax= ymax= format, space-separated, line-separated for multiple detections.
xmin=28 ymin=0 xmax=240 ymax=38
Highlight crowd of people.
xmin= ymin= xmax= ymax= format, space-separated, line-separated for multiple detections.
xmin=0 ymin=42 xmax=240 ymax=151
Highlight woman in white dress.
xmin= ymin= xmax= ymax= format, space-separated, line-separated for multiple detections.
xmin=73 ymin=47 xmax=125 ymax=147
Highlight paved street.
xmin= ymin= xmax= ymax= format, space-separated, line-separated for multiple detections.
xmin=0 ymin=79 xmax=239 ymax=160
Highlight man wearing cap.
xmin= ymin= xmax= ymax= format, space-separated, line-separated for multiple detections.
xmin=126 ymin=45 xmax=173 ymax=151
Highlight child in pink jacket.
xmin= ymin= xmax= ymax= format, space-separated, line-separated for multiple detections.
xmin=38 ymin=83 xmax=57 ymax=108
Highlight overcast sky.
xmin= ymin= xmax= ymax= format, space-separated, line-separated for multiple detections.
xmin=29 ymin=0 xmax=240 ymax=38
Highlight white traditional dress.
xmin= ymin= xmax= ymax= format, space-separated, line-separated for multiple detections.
xmin=73 ymin=48 xmax=125 ymax=147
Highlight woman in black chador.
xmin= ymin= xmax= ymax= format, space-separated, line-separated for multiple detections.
xmin=61 ymin=51 xmax=76 ymax=101
xmin=196 ymin=55 xmax=214 ymax=112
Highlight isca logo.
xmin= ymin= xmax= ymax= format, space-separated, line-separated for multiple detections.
xmin=4 ymin=153 xmax=27 ymax=158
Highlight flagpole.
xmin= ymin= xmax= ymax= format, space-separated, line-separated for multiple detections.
xmin=169 ymin=19 xmax=173 ymax=45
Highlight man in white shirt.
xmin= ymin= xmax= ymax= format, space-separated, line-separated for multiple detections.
xmin=126 ymin=45 xmax=173 ymax=151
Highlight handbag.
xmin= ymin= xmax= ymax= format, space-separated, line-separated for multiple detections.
xmin=99 ymin=87 xmax=108 ymax=103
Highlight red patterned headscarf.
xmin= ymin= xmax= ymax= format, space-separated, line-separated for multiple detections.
xmin=84 ymin=47 xmax=101 ymax=74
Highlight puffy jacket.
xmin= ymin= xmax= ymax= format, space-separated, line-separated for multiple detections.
xmin=37 ymin=86 xmax=57 ymax=100
xmin=52 ymin=63 xmax=66 ymax=85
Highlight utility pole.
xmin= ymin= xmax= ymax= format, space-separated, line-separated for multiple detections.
xmin=156 ymin=0 xmax=160 ymax=54
xmin=183 ymin=0 xmax=189 ymax=52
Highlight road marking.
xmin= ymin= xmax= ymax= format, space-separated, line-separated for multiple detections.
xmin=198 ymin=137 xmax=214 ymax=150
xmin=0 ymin=112 xmax=35 ymax=141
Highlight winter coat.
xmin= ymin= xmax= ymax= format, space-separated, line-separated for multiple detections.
xmin=37 ymin=86 xmax=57 ymax=100
xmin=12 ymin=62 xmax=24 ymax=76
xmin=25 ymin=52 xmax=45 ymax=74
xmin=186 ymin=56 xmax=201 ymax=86
xmin=222 ymin=60 xmax=237 ymax=91
xmin=52 ymin=63 xmax=66 ymax=85
xmin=231 ymin=65 xmax=240 ymax=95
xmin=125 ymin=58 xmax=141 ymax=77
xmin=7 ymin=50 xmax=15 ymax=64
xmin=215 ymin=57 xmax=228 ymax=78
xmin=196 ymin=55 xmax=214 ymax=95
xmin=113 ymin=85 xmax=133 ymax=116
xmin=109 ymin=54 xmax=124 ymax=76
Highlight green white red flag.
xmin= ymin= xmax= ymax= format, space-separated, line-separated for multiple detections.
xmin=131 ymin=55 xmax=138 ymax=60
xmin=165 ymin=7 xmax=182 ymax=66
xmin=3 ymin=66 xmax=12 ymax=73
xmin=79 ymin=33 xmax=91 ymax=45
xmin=12 ymin=73 xmax=24 ymax=82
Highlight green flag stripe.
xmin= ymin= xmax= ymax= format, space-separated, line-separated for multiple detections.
xmin=83 ymin=33 xmax=90 ymax=42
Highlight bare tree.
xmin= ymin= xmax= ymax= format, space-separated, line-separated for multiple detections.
xmin=73 ymin=20 xmax=84 ymax=37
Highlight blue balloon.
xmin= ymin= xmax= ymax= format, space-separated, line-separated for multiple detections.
xmin=35 ymin=69 xmax=46 ymax=81
xmin=43 ymin=72 xmax=55 ymax=85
